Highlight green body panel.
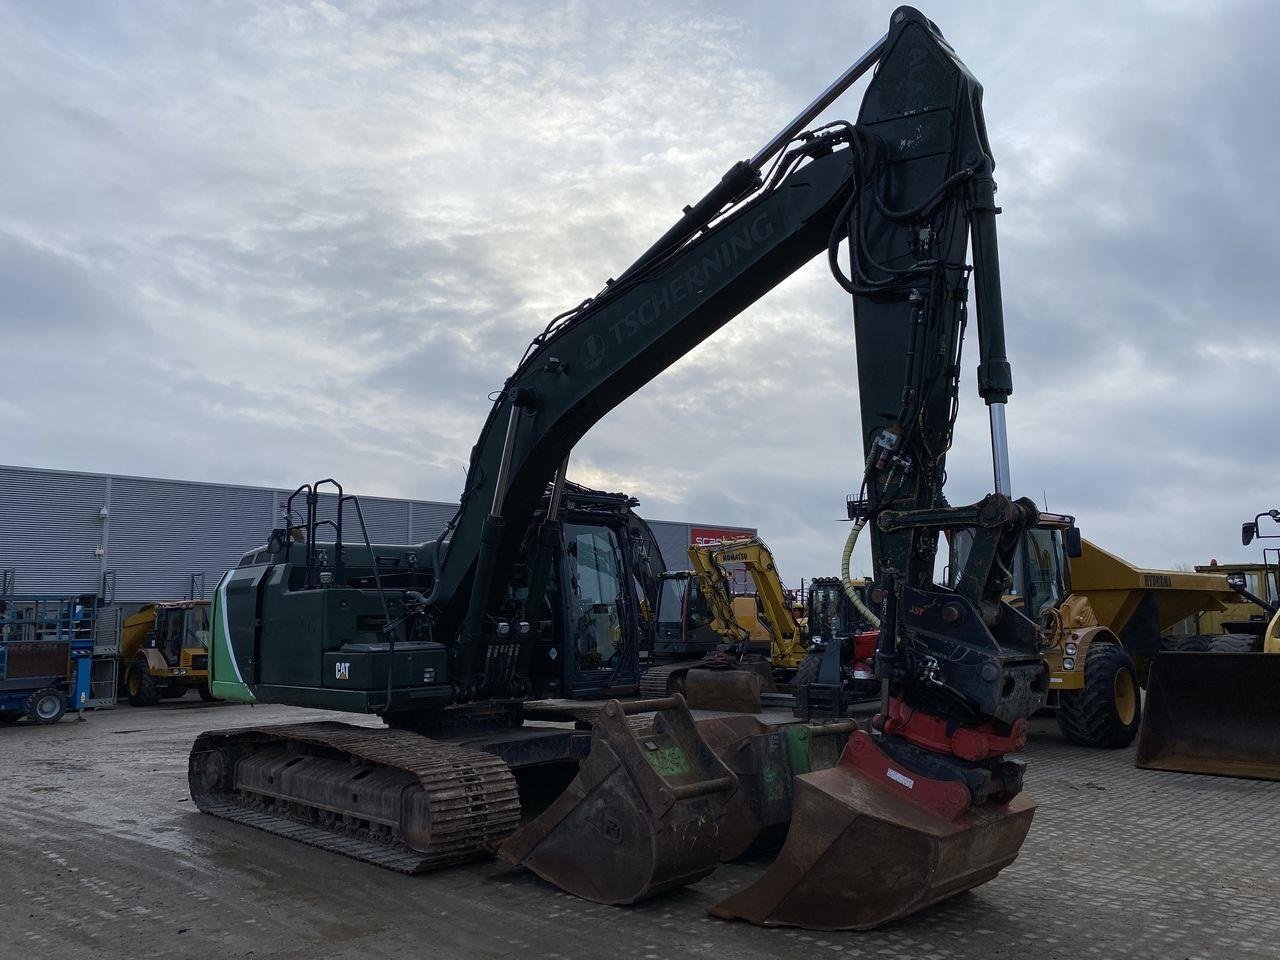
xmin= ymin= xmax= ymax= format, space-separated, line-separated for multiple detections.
xmin=209 ymin=572 xmax=254 ymax=703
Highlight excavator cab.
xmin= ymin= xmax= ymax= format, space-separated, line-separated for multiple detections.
xmin=524 ymin=491 xmax=661 ymax=699
xmin=654 ymin=572 xmax=721 ymax=658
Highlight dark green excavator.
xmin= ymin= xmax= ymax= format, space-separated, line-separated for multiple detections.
xmin=191 ymin=7 xmax=1050 ymax=929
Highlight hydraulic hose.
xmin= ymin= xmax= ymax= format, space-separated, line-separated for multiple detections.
xmin=840 ymin=518 xmax=881 ymax=628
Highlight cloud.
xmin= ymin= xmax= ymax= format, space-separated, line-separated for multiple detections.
xmin=1 ymin=0 xmax=1278 ymax=586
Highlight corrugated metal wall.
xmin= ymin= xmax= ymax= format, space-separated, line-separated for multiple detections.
xmin=0 ymin=465 xmax=749 ymax=602
xmin=107 ymin=476 xmax=276 ymax=601
xmin=0 ymin=465 xmax=467 ymax=602
xmin=0 ymin=466 xmax=105 ymax=595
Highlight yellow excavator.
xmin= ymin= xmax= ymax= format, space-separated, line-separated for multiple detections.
xmin=1137 ymin=510 xmax=1280 ymax=780
xmin=642 ymin=536 xmax=807 ymax=709
xmin=689 ymin=536 xmax=807 ymax=670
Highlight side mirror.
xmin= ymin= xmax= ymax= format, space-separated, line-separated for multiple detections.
xmin=1243 ymin=522 xmax=1257 ymax=547
xmin=1063 ymin=527 xmax=1083 ymax=559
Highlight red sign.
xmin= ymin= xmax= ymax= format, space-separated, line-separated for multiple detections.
xmin=690 ymin=526 xmax=753 ymax=548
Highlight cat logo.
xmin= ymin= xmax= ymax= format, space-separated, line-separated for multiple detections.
xmin=335 ymin=661 xmax=350 ymax=681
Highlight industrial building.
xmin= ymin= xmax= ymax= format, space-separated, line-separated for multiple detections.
xmin=0 ymin=464 xmax=754 ymax=602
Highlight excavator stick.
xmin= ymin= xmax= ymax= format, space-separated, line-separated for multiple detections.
xmin=709 ymin=732 xmax=1036 ymax=930
xmin=496 ymin=695 xmax=737 ymax=904
xmin=1136 ymin=652 xmax=1280 ymax=781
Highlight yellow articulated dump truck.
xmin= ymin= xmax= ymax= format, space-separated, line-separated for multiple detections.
xmin=118 ymin=600 xmax=214 ymax=706
xmin=1006 ymin=519 xmax=1237 ymax=749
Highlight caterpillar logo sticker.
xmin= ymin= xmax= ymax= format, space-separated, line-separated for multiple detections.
xmin=335 ymin=661 xmax=350 ymax=681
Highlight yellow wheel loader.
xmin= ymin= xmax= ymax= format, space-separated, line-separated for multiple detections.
xmin=1137 ymin=510 xmax=1280 ymax=780
xmin=119 ymin=601 xmax=214 ymax=706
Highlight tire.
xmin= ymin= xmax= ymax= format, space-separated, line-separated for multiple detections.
xmin=1056 ymin=642 xmax=1141 ymax=749
xmin=1208 ymin=633 xmax=1258 ymax=654
xmin=793 ymin=651 xmax=822 ymax=690
xmin=1161 ymin=634 xmax=1210 ymax=652
xmin=25 ymin=688 xmax=66 ymax=725
xmin=197 ymin=683 xmax=217 ymax=702
xmin=126 ymin=658 xmax=162 ymax=707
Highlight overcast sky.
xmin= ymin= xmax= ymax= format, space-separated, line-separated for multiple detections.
xmin=3 ymin=0 xmax=1278 ymax=581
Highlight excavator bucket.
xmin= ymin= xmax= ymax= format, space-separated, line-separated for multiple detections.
xmin=695 ymin=716 xmax=858 ymax=861
xmin=683 ymin=666 xmax=764 ymax=712
xmin=1136 ymin=652 xmax=1280 ymax=781
xmin=710 ymin=732 xmax=1036 ymax=930
xmin=496 ymin=695 xmax=737 ymax=904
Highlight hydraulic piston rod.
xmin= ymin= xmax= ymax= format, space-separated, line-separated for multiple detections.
xmin=989 ymin=402 xmax=1012 ymax=496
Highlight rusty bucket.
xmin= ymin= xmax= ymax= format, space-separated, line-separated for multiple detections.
xmin=696 ymin=716 xmax=859 ymax=861
xmin=683 ymin=666 xmax=764 ymax=713
xmin=1136 ymin=652 xmax=1280 ymax=781
xmin=496 ymin=695 xmax=737 ymax=904
xmin=709 ymin=732 xmax=1036 ymax=930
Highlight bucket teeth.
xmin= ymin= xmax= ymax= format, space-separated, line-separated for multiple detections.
xmin=709 ymin=731 xmax=1036 ymax=930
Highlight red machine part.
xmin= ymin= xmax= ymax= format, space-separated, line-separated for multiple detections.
xmin=875 ymin=697 xmax=1027 ymax=763
xmin=850 ymin=629 xmax=879 ymax=680
xmin=841 ymin=730 xmax=972 ymax=820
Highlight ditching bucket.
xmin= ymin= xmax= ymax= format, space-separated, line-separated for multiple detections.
xmin=710 ymin=732 xmax=1036 ymax=930
xmin=1136 ymin=652 xmax=1280 ymax=781
xmin=496 ymin=695 xmax=737 ymax=904
xmin=684 ymin=666 xmax=764 ymax=712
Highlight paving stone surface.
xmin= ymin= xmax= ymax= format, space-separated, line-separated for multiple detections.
xmin=1 ymin=699 xmax=1275 ymax=959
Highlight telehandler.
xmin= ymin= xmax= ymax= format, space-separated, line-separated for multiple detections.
xmin=193 ymin=8 xmax=1064 ymax=930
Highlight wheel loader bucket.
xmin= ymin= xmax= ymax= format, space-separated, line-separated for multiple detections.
xmin=709 ymin=732 xmax=1036 ymax=930
xmin=496 ymin=695 xmax=737 ymax=904
xmin=1136 ymin=652 xmax=1280 ymax=781
xmin=683 ymin=666 xmax=763 ymax=712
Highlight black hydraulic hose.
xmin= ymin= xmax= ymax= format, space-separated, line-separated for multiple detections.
xmin=340 ymin=495 xmax=398 ymax=712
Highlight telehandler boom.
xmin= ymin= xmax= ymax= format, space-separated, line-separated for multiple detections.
xmin=193 ymin=7 xmax=1052 ymax=930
